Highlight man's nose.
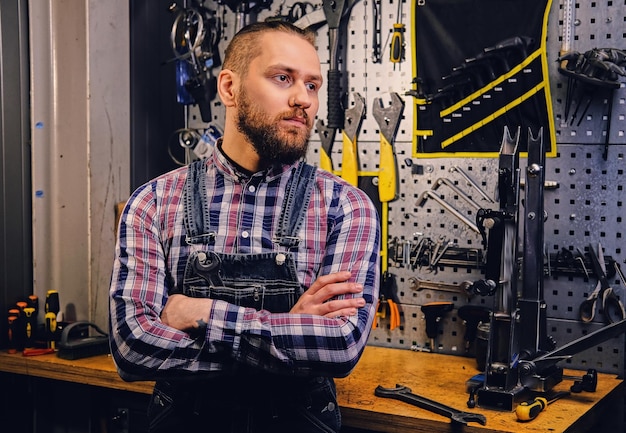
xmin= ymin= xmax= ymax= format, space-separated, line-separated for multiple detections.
xmin=289 ymin=82 xmax=312 ymax=108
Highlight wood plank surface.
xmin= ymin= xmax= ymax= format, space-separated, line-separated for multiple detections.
xmin=0 ymin=345 xmax=621 ymax=432
xmin=0 ymin=351 xmax=154 ymax=394
xmin=336 ymin=346 xmax=623 ymax=433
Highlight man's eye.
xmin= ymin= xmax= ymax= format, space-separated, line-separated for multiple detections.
xmin=276 ymin=74 xmax=289 ymax=83
xmin=306 ymin=83 xmax=318 ymax=92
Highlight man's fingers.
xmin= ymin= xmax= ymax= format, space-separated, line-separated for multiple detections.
xmin=307 ymin=271 xmax=353 ymax=295
xmin=320 ymin=297 xmax=366 ymax=317
xmin=324 ymin=308 xmax=359 ymax=318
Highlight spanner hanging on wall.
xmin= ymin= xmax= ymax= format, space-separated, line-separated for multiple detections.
xmin=322 ymin=0 xmax=346 ymax=129
xmin=341 ymin=93 xmax=366 ymax=186
xmin=373 ymin=92 xmax=404 ymax=273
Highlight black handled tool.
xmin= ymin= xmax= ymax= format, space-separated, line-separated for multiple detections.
xmin=579 ymin=243 xmax=626 ymax=323
xmin=375 ymin=384 xmax=486 ymax=426
xmin=421 ymin=302 xmax=453 ymax=352
xmin=458 ymin=305 xmax=491 ymax=352
xmin=322 ymin=0 xmax=346 ymax=129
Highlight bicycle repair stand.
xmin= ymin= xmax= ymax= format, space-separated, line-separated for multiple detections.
xmin=472 ymin=127 xmax=626 ymax=411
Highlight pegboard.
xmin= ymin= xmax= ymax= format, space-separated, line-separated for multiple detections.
xmin=369 ymin=144 xmax=626 ymax=375
xmin=549 ymin=0 xmax=626 ymax=145
xmin=180 ymin=0 xmax=626 ymax=375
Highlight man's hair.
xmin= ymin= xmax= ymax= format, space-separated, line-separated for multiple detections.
xmin=222 ymin=21 xmax=316 ymax=77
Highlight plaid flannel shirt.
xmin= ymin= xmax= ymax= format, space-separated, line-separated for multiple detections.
xmin=109 ymin=147 xmax=380 ymax=381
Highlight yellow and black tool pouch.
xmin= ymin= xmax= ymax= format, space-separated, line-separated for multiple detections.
xmin=410 ymin=0 xmax=555 ymax=156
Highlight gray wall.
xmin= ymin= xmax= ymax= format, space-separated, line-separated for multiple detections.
xmin=0 ymin=0 xmax=31 ymax=346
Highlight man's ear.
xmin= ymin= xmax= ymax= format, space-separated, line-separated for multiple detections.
xmin=217 ymin=69 xmax=237 ymax=107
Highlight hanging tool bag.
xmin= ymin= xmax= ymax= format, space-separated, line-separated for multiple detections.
xmin=410 ymin=0 xmax=555 ymax=156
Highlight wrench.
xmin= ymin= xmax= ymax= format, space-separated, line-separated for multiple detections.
xmin=417 ymin=190 xmax=480 ymax=233
xmin=432 ymin=178 xmax=483 ymax=210
xmin=449 ymin=165 xmax=495 ymax=203
xmin=408 ymin=277 xmax=473 ymax=298
xmin=375 ymin=384 xmax=487 ymax=426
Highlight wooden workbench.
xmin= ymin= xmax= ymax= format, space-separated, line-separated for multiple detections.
xmin=0 ymin=346 xmax=621 ymax=432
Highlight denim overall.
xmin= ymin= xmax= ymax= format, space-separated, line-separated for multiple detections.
xmin=148 ymin=160 xmax=341 ymax=433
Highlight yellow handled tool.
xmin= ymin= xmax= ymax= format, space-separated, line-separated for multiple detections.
xmin=515 ymin=391 xmax=570 ymax=422
xmin=45 ymin=290 xmax=60 ymax=349
xmin=372 ymin=93 xmax=405 ymax=273
xmin=316 ymin=119 xmax=336 ymax=173
xmin=516 ymin=397 xmax=548 ymax=421
xmin=389 ymin=1 xmax=405 ymax=69
xmin=341 ymin=93 xmax=366 ymax=186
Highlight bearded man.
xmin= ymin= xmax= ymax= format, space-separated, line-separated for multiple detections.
xmin=109 ymin=20 xmax=380 ymax=433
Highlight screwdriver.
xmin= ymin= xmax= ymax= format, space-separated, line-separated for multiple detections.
xmin=516 ymin=397 xmax=548 ymax=421
xmin=45 ymin=290 xmax=60 ymax=349
xmin=389 ymin=1 xmax=405 ymax=69
xmin=27 ymin=294 xmax=39 ymax=315
xmin=7 ymin=311 xmax=20 ymax=354
xmin=23 ymin=307 xmax=37 ymax=348
xmin=515 ymin=391 xmax=570 ymax=421
xmin=15 ymin=301 xmax=29 ymax=348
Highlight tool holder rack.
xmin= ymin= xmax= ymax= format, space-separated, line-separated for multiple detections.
xmin=183 ymin=0 xmax=626 ymax=376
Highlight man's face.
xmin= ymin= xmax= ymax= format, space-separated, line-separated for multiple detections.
xmin=235 ymin=32 xmax=322 ymax=165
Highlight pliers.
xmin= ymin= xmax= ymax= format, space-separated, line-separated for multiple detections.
xmin=579 ymin=242 xmax=626 ymax=324
xmin=373 ymin=272 xmax=401 ymax=330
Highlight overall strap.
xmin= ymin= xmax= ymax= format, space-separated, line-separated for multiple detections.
xmin=183 ymin=159 xmax=215 ymax=244
xmin=274 ymin=161 xmax=317 ymax=249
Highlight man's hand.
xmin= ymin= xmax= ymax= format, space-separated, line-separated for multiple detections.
xmin=290 ymin=271 xmax=366 ymax=317
xmin=161 ymin=294 xmax=212 ymax=332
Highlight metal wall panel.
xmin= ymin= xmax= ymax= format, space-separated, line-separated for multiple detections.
xmin=0 ymin=0 xmax=32 ymax=347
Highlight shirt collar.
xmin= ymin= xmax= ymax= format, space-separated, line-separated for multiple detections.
xmin=213 ymin=138 xmax=298 ymax=182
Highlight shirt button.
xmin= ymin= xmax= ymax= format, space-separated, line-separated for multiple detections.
xmin=248 ymin=185 xmax=256 ymax=192
xmin=241 ymin=231 xmax=249 ymax=238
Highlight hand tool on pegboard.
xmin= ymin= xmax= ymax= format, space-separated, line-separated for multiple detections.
xmin=372 ymin=92 xmax=404 ymax=274
xmin=558 ymin=48 xmax=625 ymax=160
xmin=169 ymin=2 xmax=221 ymax=123
xmin=578 ymin=242 xmax=626 ymax=324
xmin=218 ymin=0 xmax=273 ymax=31
xmin=457 ymin=305 xmax=491 ymax=353
xmin=373 ymin=271 xmax=400 ymax=330
xmin=408 ymin=277 xmax=474 ymax=299
xmin=558 ymin=0 xmax=575 ymax=122
xmin=371 ymin=0 xmax=382 ymax=63
xmin=340 ymin=93 xmax=366 ymax=186
xmin=421 ymin=301 xmax=453 ymax=352
xmin=371 ymin=94 xmax=404 ymax=333
xmin=322 ymin=0 xmax=346 ymax=129
xmin=374 ymin=384 xmax=487 ymax=426
xmin=316 ymin=119 xmax=336 ymax=172
xmin=389 ymin=0 xmax=405 ymax=70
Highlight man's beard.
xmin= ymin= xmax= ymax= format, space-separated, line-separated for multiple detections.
xmin=236 ymin=87 xmax=312 ymax=166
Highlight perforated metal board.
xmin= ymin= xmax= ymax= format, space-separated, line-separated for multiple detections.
xmin=184 ymin=0 xmax=626 ymax=375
